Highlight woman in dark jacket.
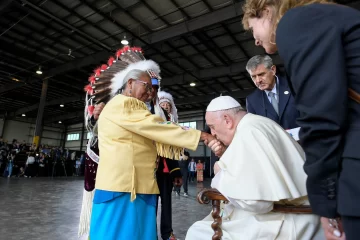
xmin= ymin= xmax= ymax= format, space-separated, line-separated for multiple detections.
xmin=242 ymin=1 xmax=360 ymax=240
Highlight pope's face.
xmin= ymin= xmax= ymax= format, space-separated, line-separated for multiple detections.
xmin=205 ymin=111 xmax=233 ymax=146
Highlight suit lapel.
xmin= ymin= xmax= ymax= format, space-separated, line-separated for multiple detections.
xmin=278 ymin=76 xmax=291 ymax=120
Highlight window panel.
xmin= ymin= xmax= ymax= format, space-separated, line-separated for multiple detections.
xmin=66 ymin=133 xmax=80 ymax=141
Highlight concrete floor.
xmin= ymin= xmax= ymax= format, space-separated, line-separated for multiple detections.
xmin=0 ymin=177 xmax=211 ymax=240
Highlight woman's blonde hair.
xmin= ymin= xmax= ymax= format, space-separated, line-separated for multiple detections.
xmin=242 ymin=0 xmax=332 ymax=34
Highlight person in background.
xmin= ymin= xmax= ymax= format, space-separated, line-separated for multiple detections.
xmin=4 ymin=153 xmax=14 ymax=178
xmin=245 ymin=55 xmax=299 ymax=130
xmin=196 ymin=160 xmax=204 ymax=183
xmin=17 ymin=167 xmax=25 ymax=177
xmin=24 ymin=153 xmax=35 ymax=178
xmin=178 ymin=151 xmax=190 ymax=196
xmin=38 ymin=153 xmax=46 ymax=177
xmin=188 ymin=158 xmax=196 ymax=183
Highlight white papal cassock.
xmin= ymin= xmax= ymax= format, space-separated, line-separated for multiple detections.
xmin=186 ymin=113 xmax=324 ymax=240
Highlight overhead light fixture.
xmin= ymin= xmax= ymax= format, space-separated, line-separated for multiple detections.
xmin=60 ymin=104 xmax=64 ymax=107
xmin=58 ymin=121 xmax=62 ymax=124
xmin=22 ymin=114 xmax=26 ymax=117
xmin=121 ymin=35 xmax=129 ymax=45
xmin=190 ymin=82 xmax=196 ymax=87
xmin=36 ymin=66 xmax=42 ymax=75
xmin=12 ymin=77 xmax=20 ymax=82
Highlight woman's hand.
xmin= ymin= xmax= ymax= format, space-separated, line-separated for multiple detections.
xmin=200 ymin=132 xmax=215 ymax=143
xmin=93 ymin=102 xmax=105 ymax=120
xmin=321 ymin=217 xmax=346 ymax=240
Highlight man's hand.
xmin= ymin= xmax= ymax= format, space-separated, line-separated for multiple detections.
xmin=321 ymin=217 xmax=346 ymax=240
xmin=213 ymin=162 xmax=221 ymax=175
xmin=205 ymin=139 xmax=226 ymax=157
xmin=93 ymin=102 xmax=105 ymax=120
xmin=173 ymin=177 xmax=183 ymax=187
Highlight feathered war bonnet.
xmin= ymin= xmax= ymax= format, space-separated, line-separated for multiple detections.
xmin=84 ymin=46 xmax=161 ymax=133
xmin=158 ymin=91 xmax=178 ymax=123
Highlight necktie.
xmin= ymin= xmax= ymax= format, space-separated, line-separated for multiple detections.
xmin=269 ymin=92 xmax=279 ymax=115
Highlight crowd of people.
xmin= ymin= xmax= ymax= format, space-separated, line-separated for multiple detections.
xmin=0 ymin=139 xmax=85 ymax=178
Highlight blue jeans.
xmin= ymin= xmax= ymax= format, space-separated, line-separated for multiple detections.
xmin=7 ymin=162 xmax=13 ymax=177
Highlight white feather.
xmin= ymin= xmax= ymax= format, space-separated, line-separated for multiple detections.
xmin=110 ymin=60 xmax=161 ymax=96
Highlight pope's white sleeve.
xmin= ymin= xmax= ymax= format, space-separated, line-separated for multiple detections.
xmin=230 ymin=198 xmax=274 ymax=214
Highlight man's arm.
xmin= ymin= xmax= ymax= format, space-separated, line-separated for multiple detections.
xmin=277 ymin=6 xmax=348 ymax=218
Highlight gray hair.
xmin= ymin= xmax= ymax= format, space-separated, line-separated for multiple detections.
xmin=245 ymin=55 xmax=273 ymax=73
xmin=120 ymin=69 xmax=147 ymax=92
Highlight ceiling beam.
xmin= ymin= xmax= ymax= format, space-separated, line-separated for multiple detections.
xmin=143 ymin=2 xmax=243 ymax=44
xmin=21 ymin=0 xmax=112 ymax=51
xmin=10 ymin=61 xmax=262 ymax=115
xmin=174 ymin=89 xmax=254 ymax=105
xmin=0 ymin=50 xmax=110 ymax=94
xmin=44 ymin=111 xmax=83 ymax=124
xmin=8 ymin=95 xmax=85 ymax=116
xmin=43 ymin=88 xmax=254 ymax=123
xmin=161 ymin=61 xmax=249 ymax=86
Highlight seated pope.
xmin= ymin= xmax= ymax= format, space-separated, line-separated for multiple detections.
xmin=186 ymin=96 xmax=324 ymax=240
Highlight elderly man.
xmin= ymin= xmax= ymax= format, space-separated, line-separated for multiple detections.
xmin=186 ymin=96 xmax=324 ymax=240
xmin=246 ymin=55 xmax=299 ymax=130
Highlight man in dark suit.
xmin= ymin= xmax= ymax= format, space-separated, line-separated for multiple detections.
xmin=246 ymin=55 xmax=299 ymax=130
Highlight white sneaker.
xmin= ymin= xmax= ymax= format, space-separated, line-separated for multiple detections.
xmin=184 ymin=193 xmax=188 ymax=197
xmin=175 ymin=192 xmax=179 ymax=196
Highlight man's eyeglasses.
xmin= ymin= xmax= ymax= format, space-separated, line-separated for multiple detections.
xmin=134 ymin=79 xmax=152 ymax=93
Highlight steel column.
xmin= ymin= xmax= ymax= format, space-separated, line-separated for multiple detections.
xmin=33 ymin=79 xmax=49 ymax=146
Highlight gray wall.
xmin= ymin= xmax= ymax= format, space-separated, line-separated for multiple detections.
xmin=1 ymin=119 xmax=63 ymax=146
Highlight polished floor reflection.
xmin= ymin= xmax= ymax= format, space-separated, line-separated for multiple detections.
xmin=0 ymin=177 xmax=211 ymax=240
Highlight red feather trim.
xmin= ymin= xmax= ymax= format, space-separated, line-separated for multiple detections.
xmin=88 ymin=105 xmax=95 ymax=116
xmin=123 ymin=46 xmax=130 ymax=52
xmin=94 ymin=67 xmax=101 ymax=76
xmin=88 ymin=75 xmax=96 ymax=84
xmin=108 ymin=56 xmax=115 ymax=66
xmin=131 ymin=47 xmax=142 ymax=52
xmin=116 ymin=49 xmax=123 ymax=58
xmin=84 ymin=85 xmax=94 ymax=95
xmin=100 ymin=64 xmax=107 ymax=72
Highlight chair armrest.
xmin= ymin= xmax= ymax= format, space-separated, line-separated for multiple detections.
xmin=197 ymin=188 xmax=227 ymax=240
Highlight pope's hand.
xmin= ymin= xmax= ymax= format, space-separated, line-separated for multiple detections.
xmin=93 ymin=102 xmax=105 ymax=120
xmin=205 ymin=139 xmax=226 ymax=157
xmin=214 ymin=162 xmax=221 ymax=175
xmin=321 ymin=217 xmax=346 ymax=240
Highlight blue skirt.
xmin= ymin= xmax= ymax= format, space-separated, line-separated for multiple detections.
xmin=89 ymin=191 xmax=157 ymax=240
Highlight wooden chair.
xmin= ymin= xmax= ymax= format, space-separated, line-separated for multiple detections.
xmin=197 ymin=188 xmax=313 ymax=240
